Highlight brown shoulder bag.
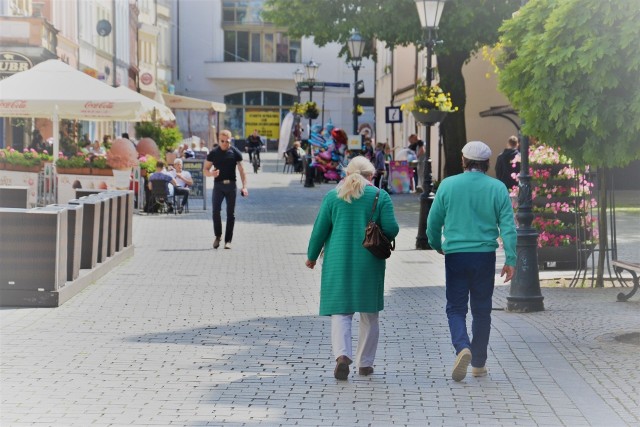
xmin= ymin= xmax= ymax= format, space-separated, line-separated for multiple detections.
xmin=362 ymin=189 xmax=395 ymax=259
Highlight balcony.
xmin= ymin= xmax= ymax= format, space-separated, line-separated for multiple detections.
xmin=204 ymin=61 xmax=300 ymax=81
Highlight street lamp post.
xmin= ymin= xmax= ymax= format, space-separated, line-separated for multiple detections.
xmin=293 ymin=68 xmax=305 ymax=103
xmin=304 ymin=59 xmax=319 ymax=139
xmin=347 ymin=30 xmax=365 ymax=135
xmin=507 ymin=129 xmax=544 ymax=312
xmin=414 ymin=0 xmax=447 ymax=250
xmin=299 ymin=60 xmax=319 ymax=188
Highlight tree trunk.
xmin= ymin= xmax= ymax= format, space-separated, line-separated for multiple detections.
xmin=595 ymin=167 xmax=608 ymax=288
xmin=438 ymin=52 xmax=468 ymax=177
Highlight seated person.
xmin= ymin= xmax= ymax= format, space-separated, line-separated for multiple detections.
xmin=286 ymin=141 xmax=304 ymax=172
xmin=168 ymin=158 xmax=193 ymax=213
xmin=183 ymin=143 xmax=195 ymax=159
xmin=148 ymin=161 xmax=178 ymax=212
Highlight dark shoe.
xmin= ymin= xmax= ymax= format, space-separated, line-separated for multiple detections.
xmin=213 ymin=237 xmax=221 ymax=249
xmin=358 ymin=367 xmax=374 ymax=376
xmin=177 ymin=206 xmax=183 ymax=214
xmin=334 ymin=355 xmax=352 ymax=380
xmin=452 ymin=348 xmax=472 ymax=382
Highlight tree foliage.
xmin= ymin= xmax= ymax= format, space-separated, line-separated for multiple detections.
xmin=135 ymin=121 xmax=183 ymax=156
xmin=264 ymin=0 xmax=519 ymax=175
xmin=497 ymin=0 xmax=640 ymax=168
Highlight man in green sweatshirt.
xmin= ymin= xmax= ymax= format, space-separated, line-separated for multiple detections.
xmin=427 ymin=140 xmax=517 ymax=382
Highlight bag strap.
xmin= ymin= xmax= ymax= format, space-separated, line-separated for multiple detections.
xmin=368 ymin=188 xmax=380 ymax=223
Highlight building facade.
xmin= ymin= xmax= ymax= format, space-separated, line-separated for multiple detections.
xmin=172 ymin=0 xmax=374 ymax=142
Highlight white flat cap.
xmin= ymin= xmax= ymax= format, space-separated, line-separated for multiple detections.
xmin=462 ymin=140 xmax=492 ymax=161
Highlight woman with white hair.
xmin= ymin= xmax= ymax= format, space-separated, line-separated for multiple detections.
xmin=306 ymin=156 xmax=399 ymax=380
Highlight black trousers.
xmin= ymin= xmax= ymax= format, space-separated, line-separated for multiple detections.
xmin=174 ymin=187 xmax=189 ymax=207
xmin=212 ymin=182 xmax=237 ymax=243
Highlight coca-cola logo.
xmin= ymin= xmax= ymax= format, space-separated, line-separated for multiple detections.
xmin=0 ymin=100 xmax=27 ymax=109
xmin=84 ymin=101 xmax=114 ymax=109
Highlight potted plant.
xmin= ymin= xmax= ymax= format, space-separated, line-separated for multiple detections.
xmin=56 ymin=153 xmax=91 ymax=174
xmin=290 ymin=101 xmax=319 ymax=119
xmin=511 ymin=143 xmax=597 ymax=269
xmin=400 ymin=80 xmax=457 ymax=124
xmin=138 ymin=155 xmax=158 ymax=177
xmin=89 ymin=155 xmax=113 ymax=176
xmin=0 ymin=148 xmax=44 ymax=172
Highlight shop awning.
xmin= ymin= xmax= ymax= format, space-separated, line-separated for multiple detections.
xmin=162 ymin=93 xmax=226 ymax=113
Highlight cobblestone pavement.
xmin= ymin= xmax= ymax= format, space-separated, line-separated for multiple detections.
xmin=1 ymin=153 xmax=639 ymax=427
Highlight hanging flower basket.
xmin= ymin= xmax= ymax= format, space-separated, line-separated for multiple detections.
xmin=412 ymin=110 xmax=448 ymax=124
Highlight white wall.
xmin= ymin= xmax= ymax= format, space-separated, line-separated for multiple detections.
xmin=173 ymin=0 xmax=375 ymax=138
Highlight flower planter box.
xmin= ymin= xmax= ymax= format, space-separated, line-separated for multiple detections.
xmin=57 ymin=167 xmax=92 ymax=175
xmin=4 ymin=164 xmax=41 ymax=173
xmin=412 ymin=110 xmax=448 ymax=124
xmin=533 ymin=195 xmax=580 ymax=206
xmin=531 ymin=163 xmax=571 ymax=175
xmin=538 ymin=244 xmax=593 ymax=270
xmin=91 ymin=168 xmax=114 ymax=176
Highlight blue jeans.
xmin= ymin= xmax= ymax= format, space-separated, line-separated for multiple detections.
xmin=445 ymin=252 xmax=496 ymax=368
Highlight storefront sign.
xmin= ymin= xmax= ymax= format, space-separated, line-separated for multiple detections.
xmin=244 ymin=109 xmax=280 ymax=139
xmin=0 ymin=52 xmax=33 ymax=80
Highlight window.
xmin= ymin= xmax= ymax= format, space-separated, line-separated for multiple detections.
xmin=221 ymin=1 xmax=300 ymax=63
xmin=251 ymin=33 xmax=261 ymax=62
xmin=222 ymin=91 xmax=296 ymax=139
xmin=224 ymin=30 xmax=301 ymax=63
xmin=224 ymin=93 xmax=243 ymax=106
xmin=263 ymin=91 xmax=280 ymax=106
xmin=245 ymin=91 xmax=261 ymax=106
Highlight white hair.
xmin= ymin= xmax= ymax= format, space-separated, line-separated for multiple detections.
xmin=173 ymin=158 xmax=183 ymax=166
xmin=336 ymin=156 xmax=375 ymax=203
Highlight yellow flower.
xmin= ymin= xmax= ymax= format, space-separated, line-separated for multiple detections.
xmin=400 ymin=80 xmax=457 ymax=114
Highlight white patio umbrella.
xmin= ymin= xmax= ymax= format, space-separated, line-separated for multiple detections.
xmin=0 ymin=59 xmax=146 ymax=162
xmin=113 ymin=86 xmax=175 ymax=122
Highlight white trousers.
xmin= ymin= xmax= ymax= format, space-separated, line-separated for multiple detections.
xmin=331 ymin=313 xmax=379 ymax=368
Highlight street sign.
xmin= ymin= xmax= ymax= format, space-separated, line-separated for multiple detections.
xmin=385 ymin=106 xmax=402 ymax=124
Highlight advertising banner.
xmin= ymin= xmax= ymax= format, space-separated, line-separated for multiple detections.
xmin=245 ymin=109 xmax=280 ymax=139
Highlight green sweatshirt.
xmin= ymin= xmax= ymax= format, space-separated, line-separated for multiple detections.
xmin=427 ymin=171 xmax=517 ymax=266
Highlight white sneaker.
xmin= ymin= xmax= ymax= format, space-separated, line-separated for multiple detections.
xmin=452 ymin=348 xmax=471 ymax=382
xmin=224 ymin=242 xmax=232 ymax=249
xmin=471 ymin=366 xmax=487 ymax=377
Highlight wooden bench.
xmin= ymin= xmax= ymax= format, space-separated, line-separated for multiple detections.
xmin=613 ymin=260 xmax=640 ymax=302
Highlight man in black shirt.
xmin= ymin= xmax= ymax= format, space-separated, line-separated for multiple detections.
xmin=204 ymin=129 xmax=248 ymax=250
xmin=495 ymin=135 xmax=520 ymax=190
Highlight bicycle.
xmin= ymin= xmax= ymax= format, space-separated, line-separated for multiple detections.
xmin=248 ymin=146 xmax=261 ymax=173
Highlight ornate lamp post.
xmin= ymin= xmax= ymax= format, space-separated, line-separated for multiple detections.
xmin=507 ymin=130 xmax=545 ymax=311
xmin=304 ymin=59 xmax=319 ymax=138
xmin=300 ymin=60 xmax=319 ymax=188
xmin=414 ymin=0 xmax=447 ymax=250
xmin=293 ymin=67 xmax=305 ymax=103
xmin=347 ymin=29 xmax=366 ymax=135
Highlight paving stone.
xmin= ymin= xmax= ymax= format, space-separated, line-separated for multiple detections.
xmin=1 ymin=154 xmax=638 ymax=426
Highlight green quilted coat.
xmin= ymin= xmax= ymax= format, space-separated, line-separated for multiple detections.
xmin=307 ymin=185 xmax=399 ymax=316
